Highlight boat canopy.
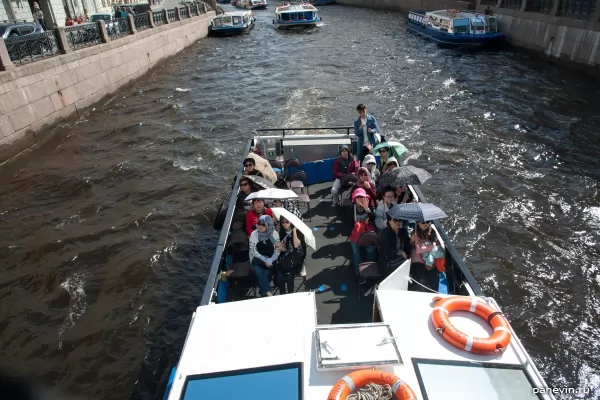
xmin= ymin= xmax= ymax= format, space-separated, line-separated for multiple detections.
xmin=213 ymin=11 xmax=252 ymax=26
xmin=423 ymin=10 xmax=499 ymax=34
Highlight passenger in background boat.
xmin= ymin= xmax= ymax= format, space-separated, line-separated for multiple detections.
xmin=275 ymin=216 xmax=306 ymax=294
xmin=331 ymin=145 xmax=359 ymax=205
xmin=249 ymin=215 xmax=280 ymax=297
xmin=236 ymin=177 xmax=255 ymax=211
xmin=377 ymin=146 xmax=391 ymax=173
xmin=349 ymin=189 xmax=376 ymax=284
xmin=375 ymin=186 xmax=397 ymax=231
xmin=350 ymin=167 xmax=376 ymax=209
xmin=246 ymin=198 xmax=274 ymax=235
xmin=354 ymin=104 xmax=383 ymax=164
xmin=362 ymin=154 xmax=380 ymax=184
xmin=410 ymin=221 xmax=439 ymax=292
xmin=272 ymin=199 xmax=303 ymax=221
xmin=484 ymin=6 xmax=492 ymax=15
xmin=243 ymin=158 xmax=264 ymax=177
xmin=379 ymin=206 xmax=411 ymax=277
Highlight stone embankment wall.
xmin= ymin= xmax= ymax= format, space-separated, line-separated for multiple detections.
xmin=475 ymin=1 xmax=600 ymax=72
xmin=0 ymin=10 xmax=214 ymax=163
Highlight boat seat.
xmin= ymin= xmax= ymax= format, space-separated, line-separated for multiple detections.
xmin=287 ymin=170 xmax=309 ymax=195
xmin=225 ymin=232 xmax=257 ymax=299
xmin=337 ymin=173 xmax=357 ymax=206
xmin=284 ymin=158 xmax=302 ymax=178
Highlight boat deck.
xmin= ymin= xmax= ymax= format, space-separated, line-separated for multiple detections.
xmin=232 ymin=181 xmax=377 ymax=324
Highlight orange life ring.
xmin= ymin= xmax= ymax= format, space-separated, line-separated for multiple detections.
xmin=327 ymin=369 xmax=417 ymax=400
xmin=431 ymin=296 xmax=512 ymax=354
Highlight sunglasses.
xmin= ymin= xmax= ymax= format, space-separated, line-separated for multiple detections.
xmin=281 ymin=220 xmax=290 ymax=224
xmin=392 ymin=218 xmax=403 ymax=223
xmin=380 ymin=149 xmax=388 ymax=153
xmin=244 ymin=163 xmax=253 ymax=167
xmin=256 ymin=222 xmax=266 ymax=226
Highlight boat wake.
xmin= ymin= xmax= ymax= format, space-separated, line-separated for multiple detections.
xmin=57 ymin=272 xmax=88 ymax=349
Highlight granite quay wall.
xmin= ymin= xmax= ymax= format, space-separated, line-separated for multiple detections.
xmin=0 ymin=5 xmax=216 ymax=163
xmin=475 ymin=0 xmax=600 ymax=72
xmin=334 ymin=0 xmax=475 ymax=13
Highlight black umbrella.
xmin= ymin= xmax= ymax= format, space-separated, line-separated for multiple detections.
xmin=387 ymin=203 xmax=447 ymax=222
xmin=380 ymin=166 xmax=432 ymax=188
xmin=245 ymin=175 xmax=275 ymax=189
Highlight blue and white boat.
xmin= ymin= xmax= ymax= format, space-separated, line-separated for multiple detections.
xmin=209 ymin=11 xmax=256 ymax=36
xmin=408 ymin=9 xmax=504 ymax=47
xmin=161 ymin=127 xmax=555 ymax=400
xmin=273 ymin=2 xmax=321 ymax=29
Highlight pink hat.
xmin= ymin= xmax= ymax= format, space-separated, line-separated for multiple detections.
xmin=352 ymin=188 xmax=369 ymax=203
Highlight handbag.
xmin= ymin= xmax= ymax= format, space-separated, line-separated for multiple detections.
xmin=434 ymin=257 xmax=446 ymax=273
xmin=279 ymin=249 xmax=303 ymax=274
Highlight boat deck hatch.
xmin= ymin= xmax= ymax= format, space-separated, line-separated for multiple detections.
xmin=315 ymin=323 xmax=402 ymax=371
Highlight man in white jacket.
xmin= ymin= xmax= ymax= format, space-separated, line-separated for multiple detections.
xmin=374 ymin=186 xmax=397 ymax=231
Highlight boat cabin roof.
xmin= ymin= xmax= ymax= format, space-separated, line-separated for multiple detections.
xmin=167 ymin=288 xmax=554 ymax=399
xmin=216 ymin=10 xmax=252 ymax=17
xmin=425 ymin=9 xmax=484 ymax=20
xmin=276 ymin=3 xmax=317 ymax=12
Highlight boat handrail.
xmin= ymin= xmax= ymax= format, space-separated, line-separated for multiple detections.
xmin=200 ymin=139 xmax=253 ymax=306
xmin=411 ymin=185 xmax=484 ymax=296
xmin=256 ymin=126 xmax=353 ymax=136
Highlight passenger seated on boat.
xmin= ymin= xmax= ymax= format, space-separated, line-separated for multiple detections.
xmin=350 ymin=167 xmax=376 ymax=209
xmin=275 ymin=216 xmax=306 ymax=294
xmin=362 ymin=154 xmax=380 ymax=184
xmin=272 ymin=199 xmax=303 ymax=221
xmin=396 ymin=184 xmax=414 ymax=204
xmin=249 ymin=215 xmax=280 ymax=297
xmin=377 ymin=146 xmax=390 ymax=173
xmin=354 ymin=103 xmax=383 ymax=164
xmin=331 ymin=145 xmax=359 ymax=205
xmin=243 ymin=158 xmax=264 ymax=178
xmin=246 ymin=198 xmax=274 ymax=236
xmin=349 ymin=189 xmax=377 ymax=282
xmin=379 ymin=205 xmax=411 ymax=277
xmin=410 ymin=221 xmax=439 ymax=292
xmin=382 ymin=157 xmax=398 ymax=172
xmin=375 ymin=186 xmax=397 ymax=231
xmin=236 ymin=177 xmax=255 ymax=211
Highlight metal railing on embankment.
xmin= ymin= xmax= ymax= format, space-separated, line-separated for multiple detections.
xmin=495 ymin=0 xmax=598 ymax=20
xmin=0 ymin=2 xmax=211 ymax=69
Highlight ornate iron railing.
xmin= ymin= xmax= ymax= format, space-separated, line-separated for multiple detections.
xmin=557 ymin=0 xmax=596 ymax=19
xmin=153 ymin=11 xmax=166 ymax=26
xmin=5 ymin=31 xmax=60 ymax=65
xmin=191 ymin=3 xmax=199 ymax=15
xmin=526 ymin=0 xmax=554 ymax=13
xmin=65 ymin=23 xmax=101 ymax=50
xmin=134 ymin=13 xmax=150 ymax=30
xmin=180 ymin=7 xmax=189 ymax=18
xmin=107 ymin=17 xmax=130 ymax=40
xmin=167 ymin=9 xmax=178 ymax=22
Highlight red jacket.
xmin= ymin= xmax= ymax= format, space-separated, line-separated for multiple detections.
xmin=333 ymin=156 xmax=359 ymax=180
xmin=246 ymin=208 xmax=273 ymax=236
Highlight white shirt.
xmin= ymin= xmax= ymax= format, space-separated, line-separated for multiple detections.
xmin=361 ymin=117 xmax=367 ymax=143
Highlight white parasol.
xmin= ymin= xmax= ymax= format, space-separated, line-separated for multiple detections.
xmin=270 ymin=207 xmax=316 ymax=250
xmin=245 ymin=188 xmax=299 ymax=202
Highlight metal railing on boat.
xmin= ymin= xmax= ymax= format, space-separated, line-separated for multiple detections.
xmin=255 ymin=126 xmax=353 ymax=137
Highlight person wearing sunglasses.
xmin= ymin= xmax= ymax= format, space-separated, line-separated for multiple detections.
xmin=410 ymin=221 xmax=439 ymax=292
xmin=236 ymin=177 xmax=255 ymax=211
xmin=353 ymin=103 xmax=383 ymax=164
xmin=275 ymin=217 xmax=307 ymax=294
xmin=362 ymin=154 xmax=380 ymax=184
xmin=249 ymin=215 xmax=280 ymax=297
xmin=245 ymin=198 xmax=273 ymax=236
xmin=350 ymin=167 xmax=376 ymax=209
xmin=379 ymin=205 xmax=411 ymax=277
xmin=377 ymin=146 xmax=391 ymax=173
xmin=242 ymin=158 xmax=264 ymax=178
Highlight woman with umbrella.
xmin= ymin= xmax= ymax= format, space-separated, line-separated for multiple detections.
xmin=249 ymin=215 xmax=280 ymax=297
xmin=275 ymin=216 xmax=307 ymax=295
xmin=410 ymin=221 xmax=439 ymax=292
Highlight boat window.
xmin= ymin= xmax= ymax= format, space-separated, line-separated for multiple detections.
xmin=487 ymin=17 xmax=497 ymax=32
xmin=452 ymin=18 xmax=469 ymax=34
xmin=412 ymin=358 xmax=544 ymax=400
xmin=181 ymin=362 xmax=303 ymax=400
xmin=221 ymin=16 xmax=232 ymax=24
xmin=232 ymin=16 xmax=241 ymax=25
xmin=470 ymin=17 xmax=485 ymax=34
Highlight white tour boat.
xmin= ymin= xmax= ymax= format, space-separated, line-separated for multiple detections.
xmin=162 ymin=128 xmax=555 ymax=400
xmin=273 ymin=2 xmax=321 ymax=29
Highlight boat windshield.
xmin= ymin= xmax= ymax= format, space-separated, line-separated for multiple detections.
xmin=180 ymin=363 xmax=302 ymax=399
xmin=452 ymin=18 xmax=469 ymax=34
xmin=470 ymin=17 xmax=486 ymax=33
xmin=232 ymin=16 xmax=242 ymax=25
xmin=413 ymin=359 xmax=543 ymax=400
xmin=215 ymin=16 xmax=232 ymax=26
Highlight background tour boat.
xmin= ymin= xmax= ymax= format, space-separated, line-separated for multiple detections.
xmin=161 ymin=127 xmax=555 ymax=400
xmin=273 ymin=2 xmax=321 ymax=29
xmin=239 ymin=0 xmax=268 ymax=10
xmin=210 ymin=11 xmax=256 ymax=36
xmin=408 ymin=9 xmax=504 ymax=47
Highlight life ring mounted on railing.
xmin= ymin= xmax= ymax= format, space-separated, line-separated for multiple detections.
xmin=431 ymin=296 xmax=512 ymax=355
xmin=327 ymin=369 xmax=417 ymax=400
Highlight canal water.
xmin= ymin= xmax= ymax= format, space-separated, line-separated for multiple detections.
xmin=0 ymin=5 xmax=599 ymax=400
